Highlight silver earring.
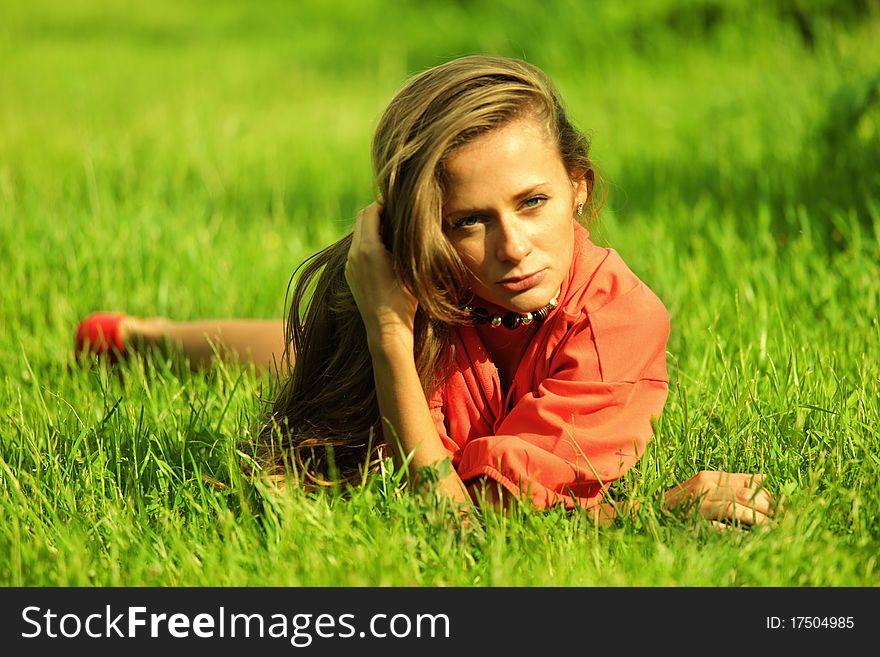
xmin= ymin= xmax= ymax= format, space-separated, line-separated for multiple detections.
xmin=576 ymin=202 xmax=584 ymax=216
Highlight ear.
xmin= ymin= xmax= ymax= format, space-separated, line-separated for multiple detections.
xmin=570 ymin=169 xmax=592 ymax=213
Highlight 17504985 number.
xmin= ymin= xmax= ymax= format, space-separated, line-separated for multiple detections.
xmin=790 ymin=617 xmax=854 ymax=629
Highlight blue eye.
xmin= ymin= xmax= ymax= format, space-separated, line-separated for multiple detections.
xmin=523 ymin=196 xmax=547 ymax=209
xmin=453 ymin=216 xmax=479 ymax=229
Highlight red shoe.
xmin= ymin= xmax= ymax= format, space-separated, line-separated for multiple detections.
xmin=75 ymin=312 xmax=129 ymax=364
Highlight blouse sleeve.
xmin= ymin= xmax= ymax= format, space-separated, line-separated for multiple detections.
xmin=454 ymin=281 xmax=670 ymax=510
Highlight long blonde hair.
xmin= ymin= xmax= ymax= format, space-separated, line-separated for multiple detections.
xmin=253 ymin=55 xmax=599 ymax=489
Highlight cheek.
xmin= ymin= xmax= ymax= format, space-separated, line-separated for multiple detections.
xmin=553 ymin=216 xmax=575 ymax=248
xmin=452 ymin=246 xmax=492 ymax=290
xmin=451 ymin=239 xmax=486 ymax=270
xmin=537 ymin=219 xmax=575 ymax=268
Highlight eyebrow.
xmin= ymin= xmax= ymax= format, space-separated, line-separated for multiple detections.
xmin=443 ymin=182 xmax=552 ymax=220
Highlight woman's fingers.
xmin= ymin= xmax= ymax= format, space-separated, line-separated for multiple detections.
xmin=667 ymin=470 xmax=777 ymax=527
xmin=347 ymin=202 xmax=382 ymax=265
xmin=706 ymin=475 xmax=774 ymax=523
xmin=353 ymin=202 xmax=381 ymax=245
xmin=347 ymin=201 xmax=389 ymax=280
xmin=735 ymin=484 xmax=775 ymax=517
xmin=345 ymin=201 xmax=417 ymax=338
xmin=704 ymin=498 xmax=772 ymax=526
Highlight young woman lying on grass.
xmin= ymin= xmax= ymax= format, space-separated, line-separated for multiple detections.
xmin=76 ymin=55 xmax=774 ymax=526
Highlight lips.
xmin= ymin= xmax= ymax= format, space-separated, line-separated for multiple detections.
xmin=497 ymin=269 xmax=546 ymax=292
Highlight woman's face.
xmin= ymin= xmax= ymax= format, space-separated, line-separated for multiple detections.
xmin=442 ymin=117 xmax=587 ymax=314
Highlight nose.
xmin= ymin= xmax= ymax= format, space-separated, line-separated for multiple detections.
xmin=494 ymin=216 xmax=531 ymax=263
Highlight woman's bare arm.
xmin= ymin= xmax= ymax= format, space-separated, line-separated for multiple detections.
xmin=345 ymin=202 xmax=471 ymax=508
xmin=125 ymin=317 xmax=287 ymax=370
xmin=469 ymin=469 xmax=775 ymax=526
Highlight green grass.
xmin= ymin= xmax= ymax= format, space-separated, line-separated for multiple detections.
xmin=1 ymin=0 xmax=879 ymax=586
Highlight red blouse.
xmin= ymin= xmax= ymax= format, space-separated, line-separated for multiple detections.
xmin=430 ymin=223 xmax=670 ymax=509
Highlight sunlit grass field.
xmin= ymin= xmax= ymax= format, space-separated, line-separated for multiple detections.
xmin=1 ymin=0 xmax=879 ymax=586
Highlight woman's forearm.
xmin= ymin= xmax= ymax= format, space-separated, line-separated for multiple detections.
xmin=368 ymin=332 xmax=472 ymax=507
xmin=345 ymin=201 xmax=470 ymax=508
xmin=129 ymin=317 xmax=287 ymax=370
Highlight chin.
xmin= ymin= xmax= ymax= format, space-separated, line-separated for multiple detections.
xmin=495 ymin=287 xmax=557 ymax=313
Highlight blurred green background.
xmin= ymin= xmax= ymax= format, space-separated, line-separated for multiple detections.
xmin=3 ymin=0 xmax=878 ymax=381
xmin=3 ymin=0 xmax=878 ymax=326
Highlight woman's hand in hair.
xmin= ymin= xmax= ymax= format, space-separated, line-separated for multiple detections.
xmin=346 ymin=202 xmax=419 ymax=350
xmin=663 ymin=470 xmax=776 ymax=527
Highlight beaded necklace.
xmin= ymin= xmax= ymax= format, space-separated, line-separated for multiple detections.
xmin=465 ymin=291 xmax=560 ymax=330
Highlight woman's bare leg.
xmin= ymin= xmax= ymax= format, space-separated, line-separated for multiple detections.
xmin=122 ymin=317 xmax=287 ymax=371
